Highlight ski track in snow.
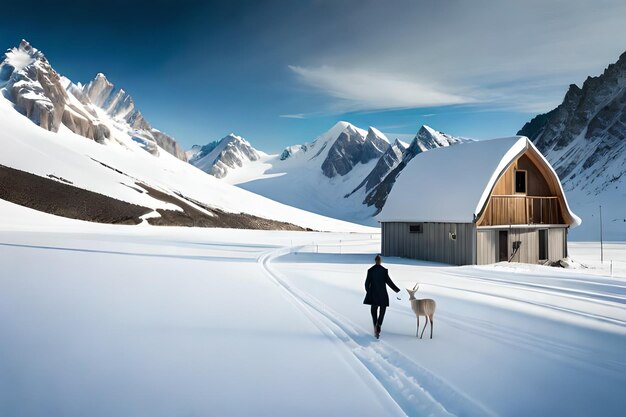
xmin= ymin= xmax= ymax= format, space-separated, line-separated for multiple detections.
xmin=259 ymin=246 xmax=495 ymax=417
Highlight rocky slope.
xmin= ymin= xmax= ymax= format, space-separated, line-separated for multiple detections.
xmin=518 ymin=51 xmax=625 ymax=196
xmin=189 ymin=134 xmax=261 ymax=178
xmin=0 ymin=40 xmax=186 ymax=161
xmin=348 ymin=139 xmax=406 ymax=197
xmin=518 ymin=50 xmax=626 ymax=240
xmin=321 ymin=125 xmax=389 ymax=177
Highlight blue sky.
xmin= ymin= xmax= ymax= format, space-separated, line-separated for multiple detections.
xmin=2 ymin=0 xmax=625 ymax=152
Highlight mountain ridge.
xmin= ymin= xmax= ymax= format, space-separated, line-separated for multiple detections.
xmin=188 ymin=122 xmax=468 ymax=224
xmin=0 ymin=40 xmax=187 ymax=161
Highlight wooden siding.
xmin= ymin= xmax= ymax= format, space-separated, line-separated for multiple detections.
xmin=475 ymin=226 xmax=568 ymax=265
xmin=548 ymin=228 xmax=567 ymax=260
xmin=381 ymin=222 xmax=475 ymax=265
xmin=481 ymin=196 xmax=563 ymax=226
xmin=477 ymin=149 xmax=571 ymax=227
xmin=476 ymin=229 xmax=497 ymax=265
xmin=492 ymin=154 xmax=552 ymax=196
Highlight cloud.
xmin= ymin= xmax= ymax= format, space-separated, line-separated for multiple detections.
xmin=279 ymin=113 xmax=306 ymax=119
xmin=282 ymin=0 xmax=626 ymax=115
xmin=288 ymin=65 xmax=475 ymax=112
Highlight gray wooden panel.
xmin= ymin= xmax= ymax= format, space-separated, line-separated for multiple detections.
xmin=477 ymin=229 xmax=497 ymax=265
xmin=548 ymin=228 xmax=566 ymax=261
xmin=476 ymin=226 xmax=569 ymax=265
xmin=380 ymin=222 xmax=475 ymax=265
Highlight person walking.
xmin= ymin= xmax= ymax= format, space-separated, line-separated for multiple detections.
xmin=363 ymin=255 xmax=400 ymax=339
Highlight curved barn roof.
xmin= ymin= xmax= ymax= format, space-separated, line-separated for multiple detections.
xmin=377 ymin=136 xmax=581 ymax=226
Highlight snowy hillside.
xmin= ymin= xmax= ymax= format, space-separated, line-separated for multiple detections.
xmin=191 ymin=122 xmax=467 ymax=224
xmin=1 ymin=205 xmax=624 ymax=416
xmin=518 ymin=50 xmax=626 ymax=240
xmin=0 ymin=41 xmax=371 ymax=232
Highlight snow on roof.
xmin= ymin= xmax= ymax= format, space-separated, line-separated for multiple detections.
xmin=377 ymin=136 xmax=581 ymax=226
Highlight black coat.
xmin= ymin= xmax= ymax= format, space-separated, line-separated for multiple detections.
xmin=363 ymin=264 xmax=400 ymax=307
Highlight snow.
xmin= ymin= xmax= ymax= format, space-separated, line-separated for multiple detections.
xmin=368 ymin=126 xmax=390 ymax=143
xmin=214 ymin=121 xmax=382 ymax=224
xmin=1 ymin=205 xmax=624 ymax=416
xmin=3 ymin=44 xmax=36 ymax=72
xmin=191 ymin=133 xmax=257 ymax=174
xmin=0 ymin=94 xmax=372 ymax=232
xmin=378 ymin=136 xmax=581 ymax=226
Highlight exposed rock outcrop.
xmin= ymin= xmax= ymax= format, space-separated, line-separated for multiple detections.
xmin=518 ymin=50 xmax=626 ymax=194
xmin=348 ymin=139 xmax=406 ymax=197
xmin=0 ymin=40 xmax=187 ymax=161
xmin=0 ymin=40 xmax=111 ymax=142
xmin=189 ymin=134 xmax=260 ymax=179
xmin=321 ymin=125 xmax=389 ymax=178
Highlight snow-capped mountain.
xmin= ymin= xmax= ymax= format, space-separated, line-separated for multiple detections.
xmin=518 ymin=50 xmax=626 ymax=240
xmin=320 ymin=125 xmax=389 ymax=178
xmin=0 ymin=40 xmax=367 ymax=232
xmin=348 ymin=139 xmax=406 ymax=197
xmin=189 ymin=134 xmax=262 ymax=178
xmin=190 ymin=122 xmax=466 ymax=224
xmin=0 ymin=40 xmax=186 ymax=161
xmin=79 ymin=73 xmax=187 ymax=161
xmin=362 ymin=125 xmax=470 ymax=213
xmin=187 ymin=121 xmax=389 ymax=222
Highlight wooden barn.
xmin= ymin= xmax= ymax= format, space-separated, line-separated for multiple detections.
xmin=377 ymin=136 xmax=581 ymax=265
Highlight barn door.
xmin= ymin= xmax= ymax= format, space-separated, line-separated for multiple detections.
xmin=498 ymin=230 xmax=509 ymax=262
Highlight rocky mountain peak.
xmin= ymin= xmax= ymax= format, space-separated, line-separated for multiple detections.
xmin=392 ymin=138 xmax=407 ymax=150
xmin=0 ymin=40 xmax=187 ymax=161
xmin=518 ymin=49 xmax=626 ymax=194
xmin=1 ymin=40 xmax=76 ymax=134
xmin=189 ymin=133 xmax=260 ymax=179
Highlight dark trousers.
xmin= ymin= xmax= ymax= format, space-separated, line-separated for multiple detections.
xmin=370 ymin=305 xmax=387 ymax=327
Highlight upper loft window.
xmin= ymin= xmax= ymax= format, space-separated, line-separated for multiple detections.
xmin=515 ymin=170 xmax=527 ymax=194
xmin=409 ymin=223 xmax=423 ymax=233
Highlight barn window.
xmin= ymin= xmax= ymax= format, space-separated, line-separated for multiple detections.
xmin=538 ymin=229 xmax=548 ymax=260
xmin=409 ymin=223 xmax=423 ymax=233
xmin=515 ymin=170 xmax=527 ymax=194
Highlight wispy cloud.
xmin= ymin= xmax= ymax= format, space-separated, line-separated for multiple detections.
xmin=288 ymin=65 xmax=475 ymax=112
xmin=282 ymin=0 xmax=626 ymax=116
xmin=279 ymin=113 xmax=306 ymax=119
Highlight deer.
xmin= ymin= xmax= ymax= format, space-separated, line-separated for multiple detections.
xmin=406 ymin=283 xmax=437 ymax=339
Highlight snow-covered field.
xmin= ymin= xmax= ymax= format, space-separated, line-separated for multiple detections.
xmin=1 ymin=202 xmax=625 ymax=417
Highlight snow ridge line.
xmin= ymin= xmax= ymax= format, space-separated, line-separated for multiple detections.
xmin=259 ymin=247 xmax=495 ymax=417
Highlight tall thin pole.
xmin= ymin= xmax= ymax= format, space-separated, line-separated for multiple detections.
xmin=599 ymin=205 xmax=603 ymax=264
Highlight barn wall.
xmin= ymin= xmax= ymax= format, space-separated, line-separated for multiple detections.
xmin=478 ymin=149 xmax=569 ymax=227
xmin=477 ymin=229 xmax=497 ymax=265
xmin=491 ymin=154 xmax=553 ymax=196
xmin=548 ymin=227 xmax=567 ymax=260
xmin=381 ymin=222 xmax=475 ymax=265
xmin=508 ymin=228 xmax=539 ymax=264
xmin=475 ymin=226 xmax=568 ymax=265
